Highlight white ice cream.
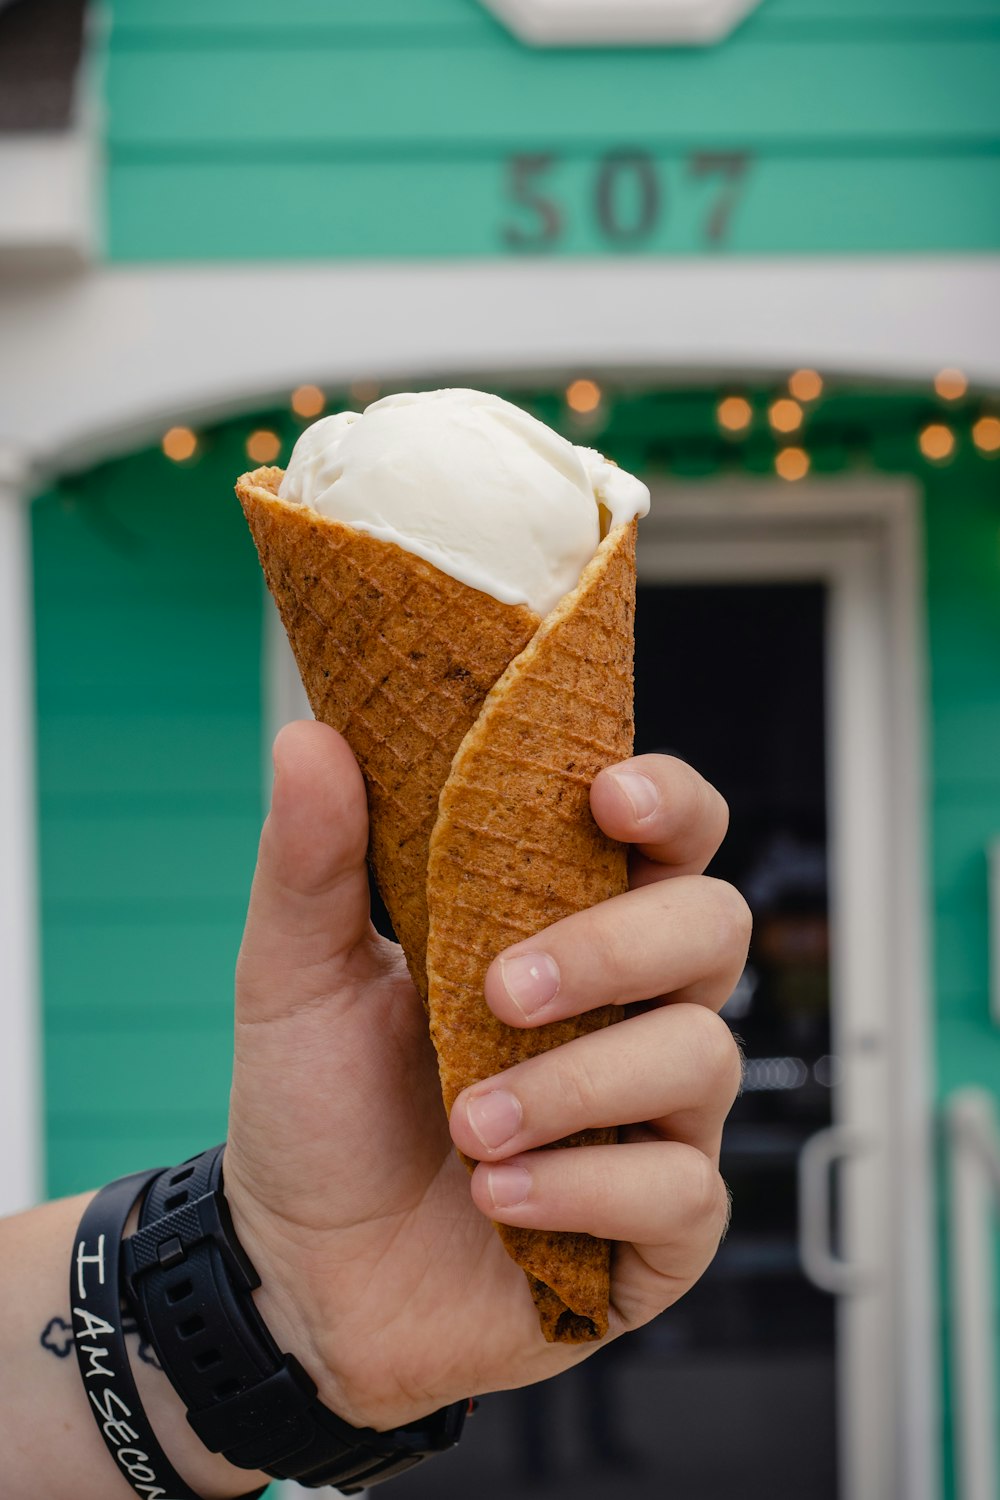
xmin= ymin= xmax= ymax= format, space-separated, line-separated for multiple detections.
xmin=278 ymin=388 xmax=649 ymax=616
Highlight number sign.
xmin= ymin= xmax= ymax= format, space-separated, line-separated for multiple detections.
xmin=501 ymin=149 xmax=752 ymax=251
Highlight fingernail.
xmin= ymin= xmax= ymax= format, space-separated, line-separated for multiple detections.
xmin=487 ymin=1165 xmax=532 ymax=1209
xmin=466 ymin=1089 xmax=523 ymax=1151
xmin=499 ymin=951 xmax=561 ymax=1019
xmin=607 ymin=769 xmax=659 ymax=821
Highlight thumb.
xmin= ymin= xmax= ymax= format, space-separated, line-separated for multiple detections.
xmin=236 ymin=719 xmax=373 ymax=1024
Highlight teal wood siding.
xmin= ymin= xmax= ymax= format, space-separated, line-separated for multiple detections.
xmin=33 ymin=436 xmax=264 ymax=1197
xmin=103 ymin=0 xmax=1000 ymax=260
xmin=927 ymin=468 xmax=1000 ymax=1100
xmin=925 ymin=466 xmax=1000 ymax=1498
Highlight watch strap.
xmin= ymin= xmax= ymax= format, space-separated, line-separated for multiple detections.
xmin=123 ymin=1146 xmax=469 ymax=1491
xmin=72 ymin=1168 xmax=228 ymax=1500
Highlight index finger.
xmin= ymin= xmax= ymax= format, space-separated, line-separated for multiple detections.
xmin=590 ymin=754 xmax=729 ymax=876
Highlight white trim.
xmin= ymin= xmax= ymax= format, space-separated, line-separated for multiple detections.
xmin=2 ymin=257 xmax=999 ymax=476
xmin=0 ymin=132 xmax=95 ymax=273
xmin=479 ymin=0 xmax=762 ymax=45
xmin=946 ymin=1090 xmax=1000 ymax=1500
xmin=0 ymin=447 xmax=43 ymax=1215
xmin=637 ymin=476 xmax=937 ymax=1500
xmin=262 ymin=593 xmax=313 ymax=789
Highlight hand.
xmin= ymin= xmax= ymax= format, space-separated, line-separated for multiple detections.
xmin=223 ymin=721 xmax=749 ymax=1432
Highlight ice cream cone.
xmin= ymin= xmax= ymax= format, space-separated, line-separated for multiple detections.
xmin=236 ymin=465 xmax=637 ymax=1342
xmin=236 ymin=466 xmax=539 ymax=999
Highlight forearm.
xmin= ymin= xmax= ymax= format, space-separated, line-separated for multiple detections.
xmin=0 ymin=1194 xmax=267 ymax=1500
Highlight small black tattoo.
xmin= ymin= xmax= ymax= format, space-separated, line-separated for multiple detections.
xmin=40 ymin=1315 xmax=73 ymax=1358
xmin=122 ymin=1314 xmax=162 ymax=1370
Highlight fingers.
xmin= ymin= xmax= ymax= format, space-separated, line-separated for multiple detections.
xmin=484 ymin=874 xmax=751 ymax=1027
xmin=469 ymin=1140 xmax=729 ymax=1269
xmin=235 ymin=720 xmax=373 ymax=1025
xmin=452 ymin=1002 xmax=742 ymax=1167
xmin=590 ymin=754 xmax=729 ymax=876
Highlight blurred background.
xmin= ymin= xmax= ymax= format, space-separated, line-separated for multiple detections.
xmin=1 ymin=2 xmax=999 ymax=1497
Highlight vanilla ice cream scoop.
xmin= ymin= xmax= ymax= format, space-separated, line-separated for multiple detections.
xmin=278 ymin=388 xmax=649 ymax=616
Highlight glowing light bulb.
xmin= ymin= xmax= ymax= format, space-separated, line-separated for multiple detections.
xmin=349 ymin=380 xmax=380 ymax=408
xmin=788 ymin=369 xmax=823 ymax=402
xmin=291 ymin=384 xmax=325 ymax=419
xmin=934 ymin=368 xmax=967 ymax=401
xmin=717 ymin=396 xmax=752 ymax=433
xmin=162 ymin=427 xmax=198 ymax=463
xmin=972 ymin=416 xmax=1000 ymax=453
xmin=769 ymin=398 xmax=803 ymax=434
xmin=566 ymin=379 xmax=602 ymax=414
xmin=775 ymin=447 xmax=810 ymax=481
xmin=246 ymin=429 xmax=282 ymax=464
xmin=918 ymin=424 xmax=955 ymax=462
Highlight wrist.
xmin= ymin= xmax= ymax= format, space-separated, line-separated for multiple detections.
xmin=220 ymin=1161 xmax=378 ymax=1431
xmin=220 ymin=1153 xmax=456 ymax=1435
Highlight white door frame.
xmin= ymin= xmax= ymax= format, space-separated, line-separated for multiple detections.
xmin=0 ymin=450 xmax=43 ymax=1218
xmin=638 ymin=476 xmax=936 ymax=1500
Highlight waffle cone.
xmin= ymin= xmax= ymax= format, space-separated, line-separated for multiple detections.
xmin=236 ymin=466 xmax=636 ymax=1343
xmin=236 ymin=467 xmax=538 ymax=997
xmin=426 ymin=521 xmax=636 ymax=1340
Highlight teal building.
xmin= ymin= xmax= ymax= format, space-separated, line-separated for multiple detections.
xmin=0 ymin=2 xmax=999 ymax=1497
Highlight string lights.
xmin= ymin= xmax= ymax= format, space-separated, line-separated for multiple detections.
xmin=349 ymin=380 xmax=380 ymax=409
xmin=775 ymin=447 xmax=810 ymax=481
xmin=768 ymin=398 xmax=803 ymax=435
xmin=788 ymin=369 xmax=823 ymax=402
xmin=217 ymin=372 xmax=999 ymax=490
xmin=717 ymin=396 xmax=752 ymax=434
xmin=934 ymin=368 xmax=968 ymax=401
xmin=291 ymin=385 xmax=325 ymax=419
xmin=566 ymin=378 xmax=602 ymax=414
xmin=161 ymin=426 xmax=198 ymax=463
xmin=919 ymin=423 xmax=955 ymax=463
xmin=972 ymin=416 xmax=1000 ymax=454
xmin=246 ymin=429 xmax=282 ymax=464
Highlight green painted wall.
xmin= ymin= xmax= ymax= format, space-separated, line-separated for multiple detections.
xmin=103 ymin=0 xmax=1000 ymax=260
xmin=924 ymin=463 xmax=1000 ymax=1500
xmin=928 ymin=465 xmax=1000 ymax=1103
xmin=33 ymin=432 xmax=265 ymax=1195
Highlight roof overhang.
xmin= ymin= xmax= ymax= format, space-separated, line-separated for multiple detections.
xmin=479 ymin=0 xmax=764 ymax=46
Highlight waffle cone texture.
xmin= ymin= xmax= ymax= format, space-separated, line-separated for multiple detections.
xmin=236 ymin=466 xmax=637 ymax=1342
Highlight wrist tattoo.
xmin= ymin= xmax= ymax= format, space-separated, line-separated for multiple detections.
xmin=40 ymin=1315 xmax=73 ymax=1358
xmin=40 ymin=1312 xmax=161 ymax=1370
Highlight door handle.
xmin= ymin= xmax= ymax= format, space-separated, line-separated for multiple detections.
xmin=797 ymin=1125 xmax=870 ymax=1295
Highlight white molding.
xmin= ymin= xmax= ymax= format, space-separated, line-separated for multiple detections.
xmin=263 ymin=594 xmax=313 ymax=795
xmin=1 ymin=257 xmax=999 ymax=477
xmin=0 ymin=132 xmax=95 ymax=273
xmin=479 ymin=0 xmax=762 ymax=45
xmin=638 ymin=476 xmax=938 ymax=1500
xmin=0 ymin=448 xmax=44 ymax=1215
xmin=946 ymin=1090 xmax=1000 ymax=1500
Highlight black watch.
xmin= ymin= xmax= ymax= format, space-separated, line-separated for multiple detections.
xmin=122 ymin=1146 xmax=470 ymax=1492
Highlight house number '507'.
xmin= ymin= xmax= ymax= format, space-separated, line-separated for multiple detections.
xmin=500 ymin=150 xmax=751 ymax=249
